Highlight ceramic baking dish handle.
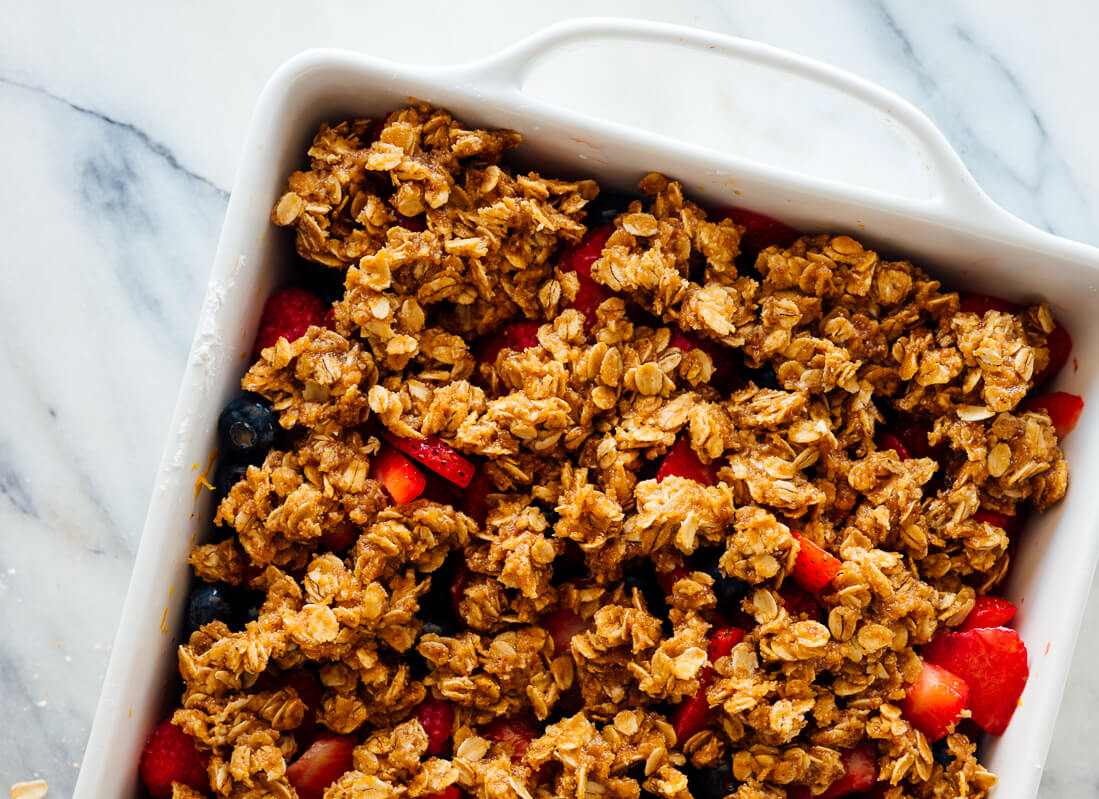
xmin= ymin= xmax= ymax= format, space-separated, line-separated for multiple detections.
xmin=469 ymin=17 xmax=998 ymax=219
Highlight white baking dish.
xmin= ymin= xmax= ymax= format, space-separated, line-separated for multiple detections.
xmin=74 ymin=19 xmax=1099 ymax=799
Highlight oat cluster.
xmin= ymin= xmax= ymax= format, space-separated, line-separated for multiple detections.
xmin=174 ymin=104 xmax=1068 ymax=799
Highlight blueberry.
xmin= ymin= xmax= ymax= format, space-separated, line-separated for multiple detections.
xmin=233 ymin=589 xmax=265 ymax=629
xmin=692 ymin=547 xmax=749 ymax=608
xmin=586 ymin=190 xmax=637 ymax=226
xmin=932 ymin=738 xmax=954 ymax=768
xmin=187 ymin=583 xmax=234 ymax=631
xmin=215 ymin=458 xmax=252 ymax=499
xmin=418 ymin=560 xmax=464 ymax=636
xmin=746 ymin=364 xmax=782 ymax=390
xmin=218 ymin=397 xmax=277 ymax=461
xmin=623 ymin=561 xmax=673 ymax=637
xmin=686 ymin=763 xmax=736 ymax=799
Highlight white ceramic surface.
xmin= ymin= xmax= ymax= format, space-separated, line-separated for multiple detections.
xmin=7 ymin=3 xmax=1099 ymax=798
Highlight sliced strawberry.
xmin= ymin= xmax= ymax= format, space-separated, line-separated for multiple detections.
xmin=667 ymin=330 xmax=741 ymax=389
xmin=475 ymin=321 xmax=542 ymax=366
xmin=655 ymin=436 xmax=717 ymax=486
xmin=319 ymin=522 xmax=359 ymax=554
xmin=370 ymin=445 xmax=427 ymax=504
xmin=423 ymin=788 xmax=461 ymax=799
xmin=1021 ymin=391 xmax=1084 ymax=438
xmin=779 ymin=583 xmax=825 ymax=621
xmin=543 ymin=607 xmax=589 ymax=656
xmin=396 ymin=213 xmax=426 ymax=232
xmin=416 ymin=697 xmax=455 ymax=756
xmin=1034 ymin=322 xmax=1072 ymax=386
xmin=560 ymin=224 xmax=614 ymax=279
xmin=460 ymin=469 xmax=492 ymax=526
xmin=322 ymin=307 xmax=337 ymax=331
xmin=381 ymin=431 xmax=475 ymax=488
xmin=901 ymin=661 xmax=970 ymax=741
xmin=672 ymin=675 xmax=714 ymax=743
xmin=794 ymin=741 xmax=878 ymax=799
xmin=569 ymin=271 xmax=611 ymax=330
xmin=656 ymin=567 xmax=691 ymax=596
xmin=875 ymin=431 xmax=910 ymax=461
xmin=720 ymin=207 xmax=799 ymax=255
xmin=448 ymin=562 xmax=471 ymax=617
xmin=893 ymin=419 xmax=946 ymax=461
xmin=139 ymin=717 xmax=209 ymax=799
xmin=482 ymin=716 xmax=539 ymax=763
xmin=958 ymin=596 xmax=1017 ymax=633
xmin=286 ymin=733 xmax=357 ymax=799
xmin=959 ymin=294 xmax=1022 ymax=316
xmin=922 ymin=627 xmax=1029 ymax=735
xmin=973 ymin=508 xmax=1027 ymax=539
xmin=790 ymin=532 xmax=842 ymax=594
xmin=707 ymin=627 xmax=746 ymax=662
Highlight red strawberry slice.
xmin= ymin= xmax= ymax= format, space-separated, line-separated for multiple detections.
xmin=423 ymin=788 xmax=461 ymax=799
xmin=543 ymin=607 xmax=589 ymax=656
xmin=959 ymin=294 xmax=1022 ymax=316
xmin=569 ymin=272 xmax=611 ymax=330
xmin=560 ymin=224 xmax=615 ymax=278
xmin=1021 ymin=391 xmax=1084 ymax=438
xmin=788 ymin=741 xmax=877 ymax=799
xmin=656 ymin=567 xmax=691 ymax=596
xmin=459 ymin=470 xmax=492 ymax=526
xmin=707 ymin=627 xmax=746 ymax=662
xmin=254 ymin=287 xmax=326 ymax=356
xmin=416 ymin=697 xmax=455 ymax=757
xmin=672 ymin=675 xmax=715 ymax=743
xmin=139 ymin=717 xmax=209 ymax=799
xmin=922 ymin=627 xmax=1029 ymax=735
xmin=448 ymin=563 xmax=471 ymax=617
xmin=396 ymin=213 xmax=426 ymax=232
xmin=319 ymin=522 xmax=359 ymax=554
xmin=286 ymin=733 xmax=357 ymax=799
xmin=875 ymin=431 xmax=910 ymax=461
xmin=779 ymin=583 xmax=824 ymax=621
xmin=667 ymin=330 xmax=741 ymax=389
xmin=322 ymin=307 xmax=337 ymax=331
xmin=370 ymin=445 xmax=427 ymax=504
xmin=958 ymin=596 xmax=1017 ymax=633
xmin=1034 ymin=322 xmax=1072 ymax=386
xmin=901 ymin=661 xmax=970 ymax=741
xmin=475 ymin=321 xmax=541 ymax=365
xmin=482 ymin=716 xmax=539 ymax=763
xmin=893 ymin=418 xmax=946 ymax=461
xmin=790 ymin=532 xmax=842 ymax=594
xmin=973 ymin=508 xmax=1027 ymax=539
xmin=720 ymin=207 xmax=799 ymax=255
xmin=381 ymin=431 xmax=475 ymax=488
xmin=655 ymin=436 xmax=718 ymax=486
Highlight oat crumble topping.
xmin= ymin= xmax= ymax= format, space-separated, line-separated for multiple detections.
xmin=174 ymin=103 xmax=1070 ymax=799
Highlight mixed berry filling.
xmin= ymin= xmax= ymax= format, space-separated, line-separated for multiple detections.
xmin=141 ymin=104 xmax=1081 ymax=799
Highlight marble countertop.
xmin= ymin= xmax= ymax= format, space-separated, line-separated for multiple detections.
xmin=4 ymin=1 xmax=1098 ymax=796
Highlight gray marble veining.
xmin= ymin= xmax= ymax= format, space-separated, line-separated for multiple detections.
xmin=3 ymin=1 xmax=1098 ymax=796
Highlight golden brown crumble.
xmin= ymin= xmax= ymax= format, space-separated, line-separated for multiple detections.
xmin=170 ymin=104 xmax=1073 ymax=799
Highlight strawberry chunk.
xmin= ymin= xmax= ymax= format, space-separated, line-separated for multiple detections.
xmin=656 ymin=567 xmax=691 ymax=596
xmin=279 ymin=669 xmax=324 ymax=747
xmin=893 ymin=418 xmax=946 ymax=461
xmin=448 ymin=562 xmax=471 ymax=617
xmin=416 ymin=697 xmax=455 ymax=756
xmin=482 ymin=716 xmax=539 ymax=763
xmin=319 ymin=522 xmax=359 ymax=554
xmin=901 ymin=661 xmax=970 ymax=741
xmin=875 ymin=431 xmax=910 ymax=461
xmin=788 ymin=741 xmax=877 ymax=799
xmin=396 ymin=213 xmax=426 ymax=232
xmin=1034 ymin=322 xmax=1072 ymax=386
xmin=779 ymin=583 xmax=824 ymax=621
xmin=672 ymin=675 xmax=715 ymax=743
xmin=656 ymin=436 xmax=717 ymax=486
xmin=381 ymin=431 xmax=475 ymax=488
xmin=560 ymin=224 xmax=614 ymax=278
xmin=254 ymin=287 xmax=326 ymax=356
xmin=922 ymin=627 xmax=1029 ymax=735
xmin=475 ymin=321 xmax=541 ymax=365
xmin=958 ymin=596 xmax=1017 ymax=633
xmin=707 ymin=627 xmax=746 ymax=662
xmin=721 ymin=207 xmax=799 ymax=254
xmin=1021 ymin=391 xmax=1084 ymax=438
xmin=973 ymin=508 xmax=1027 ymax=539
xmin=286 ymin=733 xmax=357 ymax=799
xmin=423 ymin=788 xmax=461 ymax=799
xmin=460 ymin=469 xmax=492 ymax=526
xmin=370 ymin=445 xmax=426 ymax=504
xmin=543 ymin=607 xmax=589 ymax=655
xmin=139 ymin=717 xmax=209 ymax=799
xmin=959 ymin=294 xmax=1021 ymax=316
xmin=790 ymin=532 xmax=842 ymax=593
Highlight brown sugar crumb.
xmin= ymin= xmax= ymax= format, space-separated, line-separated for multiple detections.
xmin=169 ymin=103 xmax=1077 ymax=799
